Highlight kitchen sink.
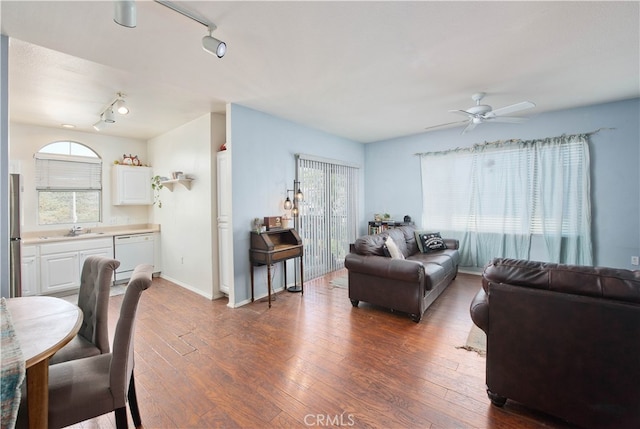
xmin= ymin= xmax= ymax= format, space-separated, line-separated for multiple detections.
xmin=39 ymin=232 xmax=107 ymax=240
xmin=64 ymin=232 xmax=107 ymax=238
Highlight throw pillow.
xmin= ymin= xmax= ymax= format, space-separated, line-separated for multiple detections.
xmin=418 ymin=232 xmax=447 ymax=252
xmin=414 ymin=230 xmax=439 ymax=252
xmin=383 ymin=236 xmax=405 ymax=259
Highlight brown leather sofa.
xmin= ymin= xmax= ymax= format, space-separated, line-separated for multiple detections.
xmin=471 ymin=258 xmax=640 ymax=429
xmin=344 ymin=225 xmax=459 ymax=322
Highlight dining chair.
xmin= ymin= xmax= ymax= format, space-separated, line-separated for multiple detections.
xmin=17 ymin=264 xmax=153 ymax=429
xmin=49 ymin=255 xmax=120 ymax=365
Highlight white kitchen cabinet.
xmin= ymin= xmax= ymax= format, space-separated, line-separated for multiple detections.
xmin=21 ymin=244 xmax=39 ymax=296
xmin=40 ymin=251 xmax=80 ymax=294
xmin=112 ymin=165 xmax=153 ymax=205
xmin=218 ymin=222 xmax=232 ymax=294
xmin=39 ymin=238 xmax=114 ymax=295
xmin=216 ymin=151 xmax=231 ymax=223
xmin=216 ymin=151 xmax=233 ymax=295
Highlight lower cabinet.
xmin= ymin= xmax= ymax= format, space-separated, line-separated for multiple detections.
xmin=218 ymin=222 xmax=231 ymax=294
xmin=38 ymin=238 xmax=114 ymax=295
xmin=21 ymin=244 xmax=39 ymax=296
xmin=40 ymin=251 xmax=81 ymax=294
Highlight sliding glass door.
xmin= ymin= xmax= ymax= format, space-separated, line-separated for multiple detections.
xmin=296 ymin=155 xmax=359 ymax=279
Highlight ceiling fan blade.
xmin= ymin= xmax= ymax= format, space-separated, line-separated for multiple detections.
xmin=461 ymin=121 xmax=478 ymax=134
xmin=449 ymin=109 xmax=474 ymax=118
xmin=486 ymin=116 xmax=528 ymax=124
xmin=424 ymin=120 xmax=469 ymax=131
xmin=488 ymin=101 xmax=535 ymax=117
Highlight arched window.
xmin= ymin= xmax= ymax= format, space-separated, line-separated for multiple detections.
xmin=35 ymin=142 xmax=102 ymax=225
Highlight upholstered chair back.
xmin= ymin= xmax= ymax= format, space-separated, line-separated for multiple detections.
xmin=77 ymin=256 xmax=120 ymax=351
xmin=109 ymin=264 xmax=154 ymax=407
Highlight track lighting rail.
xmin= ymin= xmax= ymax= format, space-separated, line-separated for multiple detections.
xmin=155 ymin=0 xmax=216 ymax=32
xmin=153 ymin=0 xmax=226 ymax=57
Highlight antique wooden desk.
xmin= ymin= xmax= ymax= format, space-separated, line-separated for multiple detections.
xmin=249 ymin=228 xmax=304 ymax=307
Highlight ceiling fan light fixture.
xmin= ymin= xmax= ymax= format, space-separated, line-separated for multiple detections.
xmin=114 ymin=1 xmax=137 ymax=28
xmin=432 ymin=92 xmax=536 ymax=134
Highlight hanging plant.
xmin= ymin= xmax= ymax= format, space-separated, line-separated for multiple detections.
xmin=151 ymin=175 xmax=163 ymax=208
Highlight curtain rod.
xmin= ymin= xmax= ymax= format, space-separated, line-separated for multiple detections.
xmin=414 ymin=127 xmax=614 ymax=157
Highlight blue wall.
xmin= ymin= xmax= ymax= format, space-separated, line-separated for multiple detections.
xmin=365 ymin=98 xmax=640 ymax=270
xmin=229 ymin=104 xmax=365 ymax=306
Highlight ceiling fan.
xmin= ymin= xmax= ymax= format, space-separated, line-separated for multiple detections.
xmin=426 ymin=92 xmax=536 ymax=134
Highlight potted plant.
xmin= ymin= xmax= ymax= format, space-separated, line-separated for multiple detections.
xmin=151 ymin=175 xmax=163 ymax=208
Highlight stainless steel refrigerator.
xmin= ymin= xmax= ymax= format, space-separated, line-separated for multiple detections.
xmin=9 ymin=173 xmax=21 ymax=297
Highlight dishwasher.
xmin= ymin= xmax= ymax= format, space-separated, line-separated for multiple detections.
xmin=114 ymin=233 xmax=154 ymax=283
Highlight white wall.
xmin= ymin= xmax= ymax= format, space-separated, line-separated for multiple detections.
xmin=9 ymin=122 xmax=149 ymax=233
xmin=148 ymin=113 xmax=225 ymax=299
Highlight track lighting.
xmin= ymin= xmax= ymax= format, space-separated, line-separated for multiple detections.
xmin=115 ymin=98 xmax=129 ymax=115
xmin=202 ymin=27 xmax=226 ymax=58
xmin=114 ymin=1 xmax=137 ymax=28
xmin=102 ymin=108 xmax=116 ymax=123
xmin=93 ymin=92 xmax=129 ymax=132
xmin=155 ymin=1 xmax=227 ymax=58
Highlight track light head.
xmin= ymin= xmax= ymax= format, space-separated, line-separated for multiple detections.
xmin=102 ymin=108 xmax=116 ymax=123
xmin=202 ymin=30 xmax=226 ymax=58
xmin=115 ymin=98 xmax=129 ymax=115
xmin=93 ymin=121 xmax=105 ymax=131
xmin=114 ymin=1 xmax=137 ymax=28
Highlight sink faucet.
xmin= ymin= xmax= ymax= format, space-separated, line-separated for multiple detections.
xmin=68 ymin=225 xmax=83 ymax=236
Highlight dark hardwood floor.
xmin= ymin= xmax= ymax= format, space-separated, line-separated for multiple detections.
xmin=69 ymin=271 xmax=575 ymax=428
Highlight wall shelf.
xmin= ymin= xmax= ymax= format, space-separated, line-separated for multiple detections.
xmin=160 ymin=178 xmax=193 ymax=191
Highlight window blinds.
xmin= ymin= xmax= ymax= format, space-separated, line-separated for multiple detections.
xmin=35 ymin=154 xmax=102 ymax=190
xmin=297 ymin=154 xmax=359 ymax=280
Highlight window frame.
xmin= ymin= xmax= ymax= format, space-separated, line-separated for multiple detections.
xmin=35 ymin=142 xmax=103 ymax=226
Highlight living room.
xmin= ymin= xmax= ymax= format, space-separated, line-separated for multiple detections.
xmin=2 ymin=2 xmax=638 ymax=308
xmin=1 ymin=2 xmax=639 ymax=427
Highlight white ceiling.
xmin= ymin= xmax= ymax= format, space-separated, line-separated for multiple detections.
xmin=1 ymin=1 xmax=639 ymax=143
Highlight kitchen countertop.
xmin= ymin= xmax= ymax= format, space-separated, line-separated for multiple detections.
xmin=22 ymin=224 xmax=160 ymax=245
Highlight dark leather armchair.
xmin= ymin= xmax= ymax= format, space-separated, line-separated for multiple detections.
xmin=471 ymin=258 xmax=640 ymax=429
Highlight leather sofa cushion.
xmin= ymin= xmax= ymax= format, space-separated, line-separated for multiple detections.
xmin=423 ymin=263 xmax=446 ymax=291
xmin=354 ymin=234 xmax=386 ymax=256
xmin=354 ymin=227 xmax=413 ymax=257
xmin=409 ymin=253 xmax=453 ymax=273
xmin=483 ymin=258 xmax=640 ymax=304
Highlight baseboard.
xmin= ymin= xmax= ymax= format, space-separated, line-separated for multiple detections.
xmin=458 ymin=268 xmax=483 ymax=276
xmin=158 ymin=274 xmax=218 ymax=300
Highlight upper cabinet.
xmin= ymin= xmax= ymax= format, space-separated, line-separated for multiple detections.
xmin=112 ymin=165 xmax=153 ymax=205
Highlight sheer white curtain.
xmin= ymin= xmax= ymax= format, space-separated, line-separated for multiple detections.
xmin=420 ymin=135 xmax=592 ymax=266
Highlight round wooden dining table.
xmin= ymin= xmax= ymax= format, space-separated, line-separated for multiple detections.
xmin=6 ymin=296 xmax=82 ymax=429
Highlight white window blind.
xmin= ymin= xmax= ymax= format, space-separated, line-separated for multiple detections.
xmin=297 ymin=155 xmax=359 ymax=279
xmin=35 ymin=154 xmax=102 ymax=190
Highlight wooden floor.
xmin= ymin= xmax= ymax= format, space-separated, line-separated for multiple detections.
xmin=69 ymin=271 xmax=576 ymax=429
